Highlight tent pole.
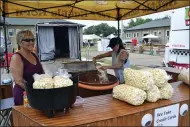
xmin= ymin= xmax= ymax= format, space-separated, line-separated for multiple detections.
xmin=77 ymin=25 xmax=81 ymax=61
xmin=117 ymin=19 xmax=120 ymax=37
xmin=35 ymin=24 xmax=40 ymax=61
xmin=2 ymin=0 xmax=9 ymax=73
xmin=117 ymin=8 xmax=120 ymax=37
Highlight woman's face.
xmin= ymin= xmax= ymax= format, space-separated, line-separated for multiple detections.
xmin=112 ymin=44 xmax=119 ymax=52
xmin=20 ymin=36 xmax=35 ymax=52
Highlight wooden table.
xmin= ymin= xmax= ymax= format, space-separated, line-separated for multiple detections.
xmin=12 ymin=82 xmax=189 ymax=126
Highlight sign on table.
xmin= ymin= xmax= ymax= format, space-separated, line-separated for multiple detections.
xmin=154 ymin=103 xmax=179 ymax=126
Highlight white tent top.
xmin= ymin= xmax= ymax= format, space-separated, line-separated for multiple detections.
xmin=106 ymin=34 xmax=116 ymax=39
xmin=83 ymin=35 xmax=93 ymax=40
xmin=142 ymin=34 xmax=160 ymax=39
xmin=83 ymin=34 xmax=101 ymax=40
xmin=91 ymin=34 xmax=101 ymax=39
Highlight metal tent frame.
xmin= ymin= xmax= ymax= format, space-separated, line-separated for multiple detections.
xmin=1 ymin=0 xmax=189 ymax=71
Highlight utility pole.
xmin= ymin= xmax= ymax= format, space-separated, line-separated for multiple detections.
xmin=121 ymin=20 xmax=124 ymax=40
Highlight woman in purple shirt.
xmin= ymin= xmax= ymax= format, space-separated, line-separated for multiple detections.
xmin=10 ymin=30 xmax=44 ymax=105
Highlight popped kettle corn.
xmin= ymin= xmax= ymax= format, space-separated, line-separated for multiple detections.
xmin=145 ymin=68 xmax=169 ymax=88
xmin=124 ymin=68 xmax=154 ymax=91
xmin=159 ymin=83 xmax=174 ymax=99
xmin=113 ymin=84 xmax=147 ymax=106
xmin=33 ymin=77 xmax=54 ymax=89
xmin=146 ymin=85 xmax=161 ymax=102
xmin=53 ymin=76 xmax=73 ymax=88
xmin=178 ymin=68 xmax=189 ymax=85
xmin=33 ymin=74 xmax=73 ymax=89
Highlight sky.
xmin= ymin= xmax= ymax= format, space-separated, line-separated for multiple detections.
xmin=66 ymin=9 xmax=173 ymax=29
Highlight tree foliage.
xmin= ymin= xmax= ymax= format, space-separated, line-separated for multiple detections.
xmin=128 ymin=17 xmax=152 ymax=28
xmin=127 ymin=16 xmax=170 ymax=28
xmin=155 ymin=15 xmax=170 ymax=20
xmin=84 ymin=23 xmax=117 ymax=37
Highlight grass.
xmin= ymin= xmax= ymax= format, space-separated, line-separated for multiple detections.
xmin=81 ymin=45 xmax=98 ymax=58
xmin=80 ymin=45 xmax=142 ymax=70
xmin=80 ymin=45 xmax=97 ymax=52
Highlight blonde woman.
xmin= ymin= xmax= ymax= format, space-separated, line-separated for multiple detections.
xmin=16 ymin=43 xmax=37 ymax=55
xmin=10 ymin=30 xmax=44 ymax=105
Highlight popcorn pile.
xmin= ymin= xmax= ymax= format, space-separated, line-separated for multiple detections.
xmin=113 ymin=85 xmax=147 ymax=106
xmin=113 ymin=68 xmax=174 ymax=106
xmin=178 ymin=68 xmax=189 ymax=85
xmin=32 ymin=74 xmax=73 ymax=89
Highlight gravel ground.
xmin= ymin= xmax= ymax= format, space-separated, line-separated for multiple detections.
xmin=1 ymin=48 xmax=164 ymax=80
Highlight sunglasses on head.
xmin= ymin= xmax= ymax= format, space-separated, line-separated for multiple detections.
xmin=22 ymin=38 xmax=35 ymax=42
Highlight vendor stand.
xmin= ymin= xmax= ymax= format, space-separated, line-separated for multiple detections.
xmin=12 ymin=81 xmax=189 ymax=126
xmin=1 ymin=1 xmax=190 ymax=127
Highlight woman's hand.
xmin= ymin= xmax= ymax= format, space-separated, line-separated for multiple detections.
xmin=99 ymin=66 xmax=108 ymax=70
xmin=92 ymin=57 xmax=96 ymax=64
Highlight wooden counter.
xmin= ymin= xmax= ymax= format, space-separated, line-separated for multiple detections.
xmin=12 ymin=82 xmax=189 ymax=126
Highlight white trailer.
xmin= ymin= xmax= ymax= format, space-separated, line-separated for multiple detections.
xmin=164 ymin=6 xmax=190 ymax=69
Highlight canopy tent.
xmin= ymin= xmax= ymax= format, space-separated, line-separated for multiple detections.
xmin=1 ymin=0 xmax=189 ymax=37
xmin=0 ymin=0 xmax=189 ymax=71
xmin=83 ymin=35 xmax=93 ymax=40
xmin=91 ymin=34 xmax=101 ymax=40
xmin=83 ymin=34 xmax=101 ymax=40
xmin=142 ymin=34 xmax=160 ymax=39
xmin=106 ymin=34 xmax=116 ymax=39
xmin=1 ymin=0 xmax=189 ymax=20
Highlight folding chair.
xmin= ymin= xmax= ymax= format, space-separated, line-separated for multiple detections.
xmin=0 ymin=82 xmax=14 ymax=127
xmin=0 ymin=98 xmax=14 ymax=127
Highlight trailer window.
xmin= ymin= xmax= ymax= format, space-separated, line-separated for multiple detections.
xmin=154 ymin=31 xmax=157 ymax=36
xmin=8 ymin=29 xmax=15 ymax=37
xmin=166 ymin=30 xmax=170 ymax=37
xmin=136 ymin=33 xmax=139 ymax=37
xmin=133 ymin=33 xmax=136 ymax=37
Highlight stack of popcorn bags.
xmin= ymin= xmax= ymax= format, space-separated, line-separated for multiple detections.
xmin=113 ymin=68 xmax=173 ymax=106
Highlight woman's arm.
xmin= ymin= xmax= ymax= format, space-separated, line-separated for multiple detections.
xmin=100 ymin=51 xmax=128 ymax=70
xmin=93 ymin=51 xmax=112 ymax=63
xmin=10 ymin=54 xmax=25 ymax=89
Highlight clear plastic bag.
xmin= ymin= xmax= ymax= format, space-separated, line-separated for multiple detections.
xmin=33 ymin=73 xmax=52 ymax=82
xmin=97 ymin=68 xmax=109 ymax=83
xmin=32 ymin=68 xmax=54 ymax=89
xmin=56 ymin=67 xmax=72 ymax=78
xmin=73 ymin=96 xmax=85 ymax=107
xmin=178 ymin=68 xmax=189 ymax=85
xmin=53 ymin=67 xmax=73 ymax=88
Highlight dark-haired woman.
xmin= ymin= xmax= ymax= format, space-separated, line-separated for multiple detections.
xmin=93 ymin=37 xmax=130 ymax=84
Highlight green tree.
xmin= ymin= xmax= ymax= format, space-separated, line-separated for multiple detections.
xmin=128 ymin=17 xmax=152 ymax=28
xmin=84 ymin=23 xmax=117 ymax=37
xmin=155 ymin=15 xmax=170 ymax=20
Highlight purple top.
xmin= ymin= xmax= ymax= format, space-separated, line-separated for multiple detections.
xmin=13 ymin=52 xmax=44 ymax=105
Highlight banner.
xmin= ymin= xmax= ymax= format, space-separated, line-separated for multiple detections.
xmin=1 ymin=0 xmax=189 ymax=20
